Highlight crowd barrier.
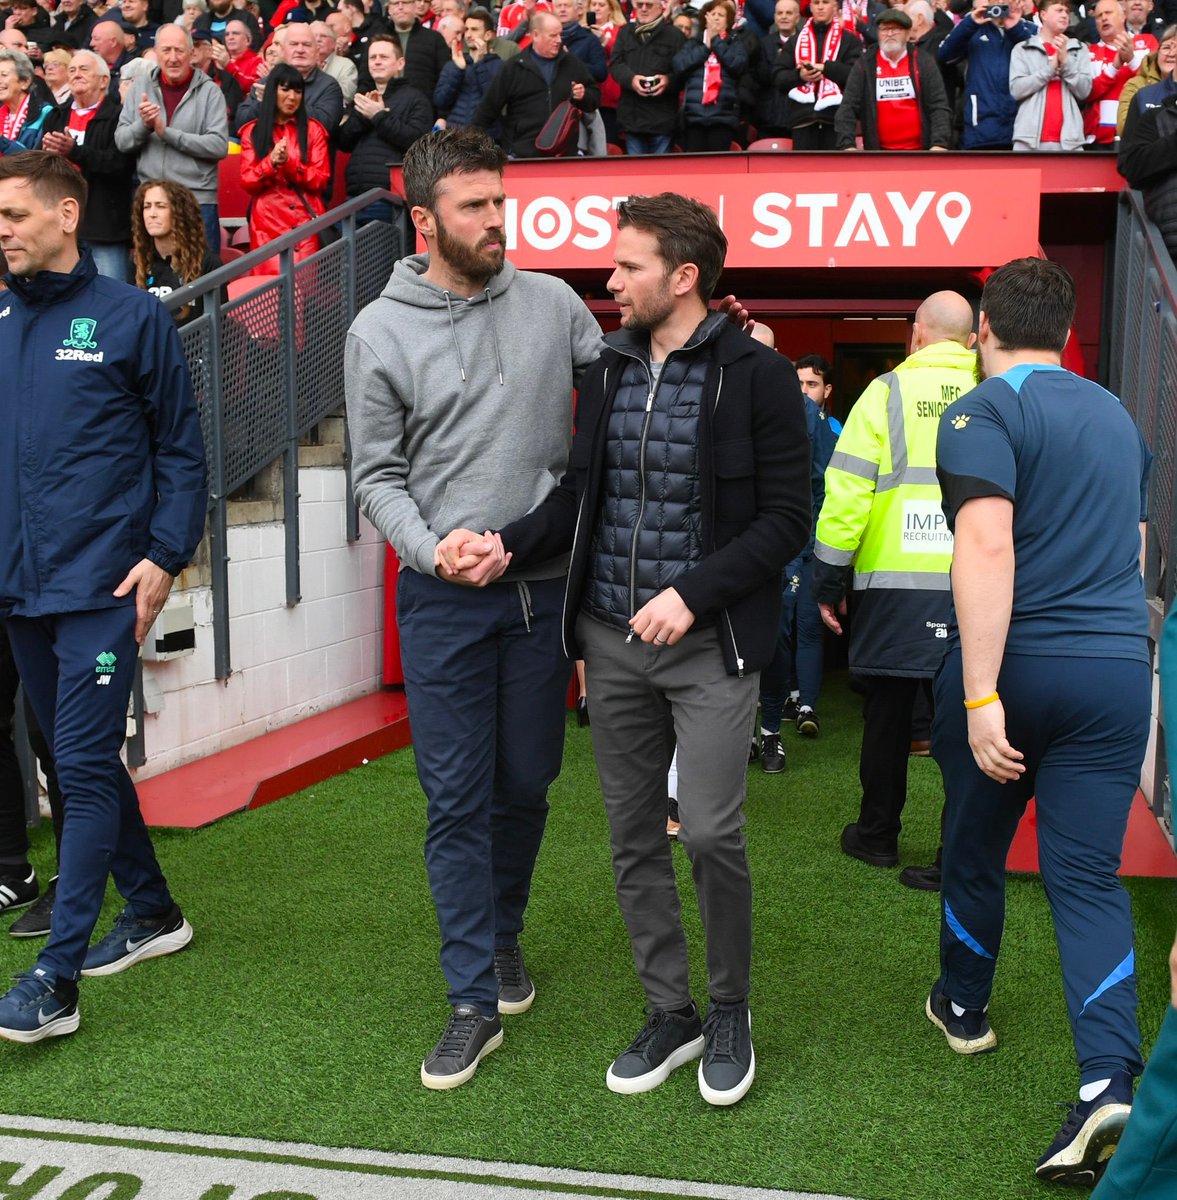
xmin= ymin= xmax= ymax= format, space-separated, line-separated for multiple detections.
xmin=1109 ymin=188 xmax=1177 ymax=848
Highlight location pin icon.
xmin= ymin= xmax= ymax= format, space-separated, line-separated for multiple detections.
xmin=936 ymin=193 xmax=971 ymax=246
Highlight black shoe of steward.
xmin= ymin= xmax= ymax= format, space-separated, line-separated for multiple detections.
xmin=760 ymin=734 xmax=785 ymax=774
xmin=840 ymin=822 xmax=899 ymax=868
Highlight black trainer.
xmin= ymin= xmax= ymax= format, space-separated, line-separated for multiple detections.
xmin=840 ymin=822 xmax=899 ymax=868
xmin=1035 ymin=1072 xmax=1134 ymax=1186
xmin=606 ymin=1005 xmax=704 ymax=1095
xmin=796 ymin=707 xmax=820 ymax=737
xmin=760 ymin=734 xmax=785 ymax=774
xmin=494 ymin=945 xmax=535 ymax=1015
xmin=925 ymin=981 xmax=997 ymax=1054
xmin=698 ymin=1000 xmax=755 ymax=1106
xmin=782 ymin=697 xmax=800 ymax=724
xmin=747 ymin=737 xmax=759 ymax=763
xmin=421 ymin=1004 xmax=503 ymax=1090
xmin=899 ymin=863 xmax=942 ymax=891
xmin=10 ymin=876 xmax=56 ymax=939
xmin=0 ymin=870 xmax=37 ymax=915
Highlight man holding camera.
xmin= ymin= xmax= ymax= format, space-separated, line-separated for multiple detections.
xmin=609 ymin=0 xmax=684 ymax=155
xmin=938 ymin=0 xmax=1035 ymax=149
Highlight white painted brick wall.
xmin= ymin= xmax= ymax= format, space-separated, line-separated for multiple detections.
xmin=131 ymin=466 xmax=387 ymax=779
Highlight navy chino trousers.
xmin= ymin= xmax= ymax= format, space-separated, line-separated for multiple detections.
xmin=396 ymin=569 xmax=567 ymax=1016
xmin=6 ymin=606 xmax=175 ymax=983
xmin=933 ymin=649 xmax=1150 ymax=1083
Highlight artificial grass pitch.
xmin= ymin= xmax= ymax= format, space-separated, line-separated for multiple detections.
xmin=2 ymin=674 xmax=1175 ymax=1200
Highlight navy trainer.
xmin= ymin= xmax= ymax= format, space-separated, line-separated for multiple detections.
xmin=0 ymin=967 xmax=79 ymax=1043
xmin=1035 ymin=1071 xmax=1134 ymax=1186
xmin=81 ymin=904 xmax=193 ymax=977
xmin=926 ymin=981 xmax=997 ymax=1054
xmin=606 ymin=1005 xmax=704 ymax=1094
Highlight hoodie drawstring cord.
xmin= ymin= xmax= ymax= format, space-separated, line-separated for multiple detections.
xmin=485 ymin=287 xmax=505 ymax=386
xmin=442 ymin=291 xmax=467 ymax=383
xmin=517 ymin=581 xmax=533 ymax=632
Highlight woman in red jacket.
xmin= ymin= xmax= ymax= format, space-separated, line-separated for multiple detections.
xmin=589 ymin=0 xmax=626 ymax=144
xmin=238 ymin=64 xmax=330 ymax=270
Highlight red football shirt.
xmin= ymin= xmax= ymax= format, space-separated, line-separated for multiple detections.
xmin=874 ymin=51 xmax=922 ymax=150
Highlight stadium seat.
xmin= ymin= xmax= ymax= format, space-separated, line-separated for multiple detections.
xmin=607 ymin=143 xmax=624 ymax=155
xmin=748 ymin=138 xmax=793 ymax=152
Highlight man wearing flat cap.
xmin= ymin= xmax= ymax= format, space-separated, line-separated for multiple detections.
xmin=835 ymin=6 xmax=953 ymax=149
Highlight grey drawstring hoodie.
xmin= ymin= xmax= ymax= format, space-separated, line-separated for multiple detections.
xmin=345 ymin=252 xmax=604 ymax=580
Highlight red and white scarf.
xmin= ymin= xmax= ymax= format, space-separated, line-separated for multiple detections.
xmin=840 ymin=0 xmax=869 ymax=34
xmin=0 ymin=94 xmax=29 ymax=142
xmin=788 ymin=18 xmax=843 ymax=109
xmin=702 ymin=40 xmax=723 ymax=104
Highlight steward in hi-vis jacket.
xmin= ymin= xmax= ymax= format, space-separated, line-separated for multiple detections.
xmin=813 ymin=291 xmax=976 ymax=879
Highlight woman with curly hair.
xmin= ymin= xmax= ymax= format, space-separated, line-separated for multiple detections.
xmin=238 ymin=63 xmax=330 ymax=269
xmin=131 ymin=179 xmax=221 ymax=326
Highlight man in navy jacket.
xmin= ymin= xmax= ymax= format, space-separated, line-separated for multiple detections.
xmin=938 ymin=0 xmax=1035 ymax=148
xmin=0 ymin=151 xmax=207 ymax=1043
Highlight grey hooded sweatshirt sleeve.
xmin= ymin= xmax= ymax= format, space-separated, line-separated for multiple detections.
xmin=345 ymin=254 xmax=604 ymax=579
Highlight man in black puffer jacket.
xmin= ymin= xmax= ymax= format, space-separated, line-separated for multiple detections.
xmin=438 ymin=194 xmax=810 ymax=1110
xmin=337 ymin=35 xmax=432 ymax=223
xmin=470 ymin=11 xmax=598 ymax=157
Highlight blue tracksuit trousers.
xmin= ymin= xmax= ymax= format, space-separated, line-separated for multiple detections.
xmin=5 ymin=607 xmax=174 ymax=983
xmin=396 ymin=569 xmax=567 ymax=1016
xmin=933 ymin=649 xmax=1150 ymax=1083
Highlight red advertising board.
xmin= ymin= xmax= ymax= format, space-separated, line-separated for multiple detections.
xmin=486 ymin=167 xmax=1041 ymax=270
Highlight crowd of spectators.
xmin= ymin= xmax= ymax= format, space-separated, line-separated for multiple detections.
xmin=1 ymin=0 xmax=1176 ymax=300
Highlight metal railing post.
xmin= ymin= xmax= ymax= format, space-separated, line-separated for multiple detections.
xmin=342 ymin=213 xmax=361 ymax=543
xmin=281 ymin=247 xmax=302 ymax=606
xmin=207 ymin=297 xmax=233 ymax=679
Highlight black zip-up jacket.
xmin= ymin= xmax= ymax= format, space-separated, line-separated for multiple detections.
xmin=834 ymin=46 xmax=951 ymax=149
xmin=1120 ymin=84 xmax=1177 ymax=259
xmin=43 ymin=97 xmax=136 ymax=244
xmin=771 ymin=22 xmax=863 ymax=130
xmin=336 ymin=78 xmax=433 ymax=194
xmin=499 ymin=317 xmax=811 ymax=676
xmin=471 ymin=48 xmax=599 ymax=159
xmin=609 ymin=19 xmax=685 ymax=137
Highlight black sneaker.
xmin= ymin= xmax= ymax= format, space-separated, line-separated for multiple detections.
xmin=747 ymin=737 xmax=759 ymax=763
xmin=421 ymin=1004 xmax=503 ymax=1090
xmin=926 ymin=981 xmax=997 ymax=1054
xmin=1035 ymin=1072 xmax=1134 ymax=1185
xmin=493 ymin=945 xmax=535 ymax=1015
xmin=0 ymin=870 xmax=37 ymax=915
xmin=782 ymin=697 xmax=800 ymax=724
xmin=840 ymin=822 xmax=899 ymax=868
xmin=760 ymin=734 xmax=785 ymax=774
xmin=81 ymin=903 xmax=193 ymax=977
xmin=698 ymin=1000 xmax=755 ymax=1106
xmin=606 ymin=1005 xmax=704 ymax=1095
xmin=796 ymin=707 xmax=820 ymax=737
xmin=10 ymin=877 xmax=56 ymax=939
xmin=899 ymin=863 xmax=942 ymax=891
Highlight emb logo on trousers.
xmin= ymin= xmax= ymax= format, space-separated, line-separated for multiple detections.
xmin=57 ymin=318 xmax=103 ymax=362
xmin=95 ymin=651 xmax=117 ymax=686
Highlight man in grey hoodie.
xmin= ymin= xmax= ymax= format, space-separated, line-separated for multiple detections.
xmin=344 ymin=127 xmax=603 ymax=1091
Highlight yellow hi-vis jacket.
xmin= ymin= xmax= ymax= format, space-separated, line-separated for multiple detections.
xmin=812 ymin=340 xmax=977 ymax=676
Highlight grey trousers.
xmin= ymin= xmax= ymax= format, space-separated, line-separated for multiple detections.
xmin=576 ymin=614 xmax=758 ymax=1010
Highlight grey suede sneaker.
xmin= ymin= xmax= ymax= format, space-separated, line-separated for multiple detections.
xmin=606 ymin=1005 xmax=704 ymax=1094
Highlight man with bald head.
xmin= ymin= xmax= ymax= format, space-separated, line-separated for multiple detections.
xmin=90 ymin=19 xmax=132 ymax=97
xmin=814 ymin=290 xmax=977 ymax=890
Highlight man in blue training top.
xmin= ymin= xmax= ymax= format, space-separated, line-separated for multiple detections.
xmin=0 ymin=151 xmax=207 ymax=1042
xmin=930 ymin=257 xmax=1151 ymax=1186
